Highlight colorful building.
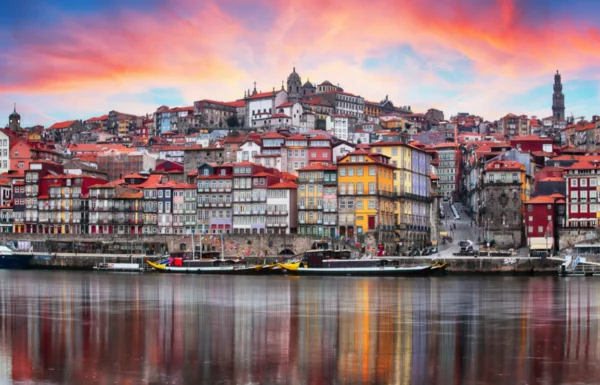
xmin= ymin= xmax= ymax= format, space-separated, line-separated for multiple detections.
xmin=371 ymin=141 xmax=433 ymax=250
xmin=336 ymin=150 xmax=396 ymax=239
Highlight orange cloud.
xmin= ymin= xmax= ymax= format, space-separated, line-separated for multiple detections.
xmin=2 ymin=0 xmax=600 ymax=123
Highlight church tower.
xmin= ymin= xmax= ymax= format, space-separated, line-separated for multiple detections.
xmin=552 ymin=71 xmax=565 ymax=120
xmin=8 ymin=104 xmax=21 ymax=133
xmin=287 ymin=67 xmax=302 ymax=102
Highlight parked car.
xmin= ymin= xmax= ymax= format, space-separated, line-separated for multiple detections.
xmin=439 ymin=211 xmax=445 ymax=219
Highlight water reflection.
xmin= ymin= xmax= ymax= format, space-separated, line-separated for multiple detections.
xmin=0 ymin=272 xmax=598 ymax=384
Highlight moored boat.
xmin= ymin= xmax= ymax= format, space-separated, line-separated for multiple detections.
xmin=146 ymin=258 xmax=263 ymax=274
xmin=0 ymin=245 xmax=34 ymax=269
xmin=278 ymin=249 xmax=446 ymax=276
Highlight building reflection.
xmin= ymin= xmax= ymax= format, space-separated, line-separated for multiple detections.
xmin=0 ymin=273 xmax=597 ymax=384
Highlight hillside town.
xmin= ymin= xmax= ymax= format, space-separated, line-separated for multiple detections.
xmin=0 ymin=68 xmax=595 ymax=256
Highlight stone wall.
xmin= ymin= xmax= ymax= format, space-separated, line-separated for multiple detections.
xmin=558 ymin=228 xmax=599 ymax=250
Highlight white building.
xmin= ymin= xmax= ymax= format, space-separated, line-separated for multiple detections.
xmin=237 ymin=141 xmax=261 ymax=163
xmin=252 ymin=114 xmax=292 ymax=131
xmin=332 ymin=142 xmax=355 ymax=164
xmin=351 ymin=130 xmax=370 ymax=145
xmin=0 ymin=131 xmax=9 ymax=174
xmin=299 ymin=112 xmax=316 ymax=133
xmin=254 ymin=154 xmax=284 ymax=172
xmin=266 ymin=182 xmax=298 ymax=234
xmin=276 ymin=102 xmax=303 ymax=127
xmin=326 ymin=114 xmax=350 ymax=141
xmin=246 ymin=89 xmax=288 ymax=128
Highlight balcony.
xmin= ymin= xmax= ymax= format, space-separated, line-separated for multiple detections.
xmin=299 ymin=219 xmax=305 ymax=224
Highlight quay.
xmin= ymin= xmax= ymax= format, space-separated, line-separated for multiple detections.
xmin=27 ymin=253 xmax=564 ymax=275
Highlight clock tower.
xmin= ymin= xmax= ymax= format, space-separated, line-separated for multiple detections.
xmin=8 ymin=104 xmax=21 ymax=133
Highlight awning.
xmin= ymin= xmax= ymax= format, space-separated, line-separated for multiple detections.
xmin=528 ymin=237 xmax=553 ymax=250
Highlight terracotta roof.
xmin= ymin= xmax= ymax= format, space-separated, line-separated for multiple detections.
xmin=297 ymin=163 xmax=337 ymax=171
xmin=268 ymin=181 xmax=298 ymax=189
xmin=47 ymin=120 xmax=78 ymax=130
xmin=116 ymin=191 xmax=144 ymax=199
xmin=309 ymin=135 xmax=331 ymax=141
xmin=277 ymin=102 xmax=294 ymax=108
xmin=485 ymin=160 xmax=524 ymax=171
xmin=248 ymin=90 xmax=281 ymax=99
xmin=225 ymin=100 xmax=245 ymax=108
xmin=223 ymin=134 xmax=247 ymax=144
xmin=281 ymin=172 xmax=298 ymax=181
xmin=567 ymin=160 xmax=600 ymax=170
xmin=430 ymin=173 xmax=439 ymax=180
xmin=262 ymin=132 xmax=285 ymax=139
xmin=253 ymin=172 xmax=274 ymax=177
xmin=525 ymin=194 xmax=565 ymax=204
xmin=539 ymin=176 xmax=565 ymax=182
xmin=124 ymin=173 xmax=147 ymax=179
xmin=271 ymin=113 xmax=290 ymax=119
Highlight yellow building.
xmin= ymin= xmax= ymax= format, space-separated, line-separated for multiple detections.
xmin=365 ymin=101 xmax=381 ymax=119
xmin=118 ymin=120 xmax=130 ymax=136
xmin=370 ymin=141 xmax=432 ymax=250
xmin=337 ymin=150 xmax=395 ymax=237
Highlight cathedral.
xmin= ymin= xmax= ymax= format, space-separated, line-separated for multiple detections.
xmin=287 ymin=68 xmax=315 ymax=102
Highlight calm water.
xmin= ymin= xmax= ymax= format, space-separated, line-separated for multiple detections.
xmin=0 ymin=272 xmax=597 ymax=385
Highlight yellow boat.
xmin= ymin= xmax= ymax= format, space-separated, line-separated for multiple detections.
xmin=276 ymin=261 xmax=304 ymax=271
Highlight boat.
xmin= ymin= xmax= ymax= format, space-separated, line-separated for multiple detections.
xmin=146 ymin=258 xmax=263 ymax=274
xmin=0 ymin=245 xmax=34 ymax=269
xmin=94 ymin=263 xmax=145 ymax=272
xmin=277 ymin=249 xmax=446 ymax=276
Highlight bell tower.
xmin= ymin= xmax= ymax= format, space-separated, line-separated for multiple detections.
xmin=8 ymin=103 xmax=21 ymax=133
xmin=552 ymin=71 xmax=565 ymax=120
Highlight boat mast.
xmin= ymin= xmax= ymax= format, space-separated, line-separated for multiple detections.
xmin=200 ymin=232 xmax=203 ymax=259
xmin=221 ymin=233 xmax=224 ymax=261
xmin=192 ymin=233 xmax=195 ymax=260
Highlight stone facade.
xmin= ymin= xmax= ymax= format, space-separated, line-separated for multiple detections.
xmin=481 ymin=184 xmax=523 ymax=249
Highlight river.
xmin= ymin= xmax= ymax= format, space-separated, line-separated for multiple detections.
xmin=0 ymin=271 xmax=597 ymax=384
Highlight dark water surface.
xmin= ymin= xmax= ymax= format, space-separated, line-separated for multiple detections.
xmin=0 ymin=271 xmax=597 ymax=384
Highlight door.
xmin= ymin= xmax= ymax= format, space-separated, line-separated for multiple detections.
xmin=368 ymin=216 xmax=376 ymax=230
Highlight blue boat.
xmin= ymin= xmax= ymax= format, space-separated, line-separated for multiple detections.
xmin=0 ymin=245 xmax=33 ymax=269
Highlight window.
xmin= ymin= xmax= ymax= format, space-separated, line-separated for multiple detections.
xmin=357 ymin=167 xmax=363 ymax=176
xmin=357 ymin=200 xmax=363 ymax=209
xmin=581 ymin=179 xmax=588 ymax=187
xmin=165 ymin=190 xmax=171 ymax=198
xmin=339 ymin=167 xmax=346 ymax=176
xmin=158 ymin=190 xmax=163 ymax=198
xmin=527 ymin=205 xmax=532 ymax=212
xmin=348 ymin=167 xmax=354 ymax=176
xmin=571 ymin=179 xmax=578 ymax=187
xmin=592 ymin=204 xmax=597 ymax=212
xmin=368 ymin=182 xmax=375 ymax=194
xmin=369 ymin=167 xmax=376 ymax=176
xmin=592 ymin=178 xmax=597 ymax=187
xmin=581 ymin=204 xmax=588 ymax=213
xmin=571 ymin=191 xmax=577 ymax=201
xmin=311 ymin=152 xmax=316 ymax=158
xmin=489 ymin=174 xmax=494 ymax=183
xmin=528 ymin=216 xmax=533 ymax=222
xmin=537 ymin=226 xmax=543 ymax=233
xmin=571 ymin=204 xmax=578 ymax=213
xmin=368 ymin=200 xmax=376 ymax=209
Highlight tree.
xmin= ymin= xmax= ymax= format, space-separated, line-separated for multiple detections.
xmin=226 ymin=115 xmax=239 ymax=128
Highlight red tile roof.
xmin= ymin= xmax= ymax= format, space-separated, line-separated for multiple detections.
xmin=309 ymin=135 xmax=331 ymax=141
xmin=286 ymin=134 xmax=307 ymax=141
xmin=248 ymin=90 xmax=281 ymax=99
xmin=277 ymin=102 xmax=295 ymax=108
xmin=262 ymin=132 xmax=285 ymax=139
xmin=271 ymin=113 xmax=290 ymax=119
xmin=525 ymin=194 xmax=565 ymax=204
xmin=268 ymin=181 xmax=298 ymax=189
xmin=297 ymin=163 xmax=337 ymax=171
xmin=485 ymin=160 xmax=524 ymax=171
xmin=47 ymin=120 xmax=77 ymax=130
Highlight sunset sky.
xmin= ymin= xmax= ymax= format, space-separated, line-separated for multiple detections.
xmin=1 ymin=0 xmax=599 ymax=126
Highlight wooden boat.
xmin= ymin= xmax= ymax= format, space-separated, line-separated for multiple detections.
xmin=146 ymin=258 xmax=263 ymax=274
xmin=94 ymin=263 xmax=144 ymax=272
xmin=277 ymin=249 xmax=447 ymax=276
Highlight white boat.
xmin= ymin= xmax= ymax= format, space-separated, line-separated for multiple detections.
xmin=94 ymin=263 xmax=144 ymax=272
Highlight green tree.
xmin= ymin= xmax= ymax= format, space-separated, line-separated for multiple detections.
xmin=226 ymin=116 xmax=239 ymax=128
